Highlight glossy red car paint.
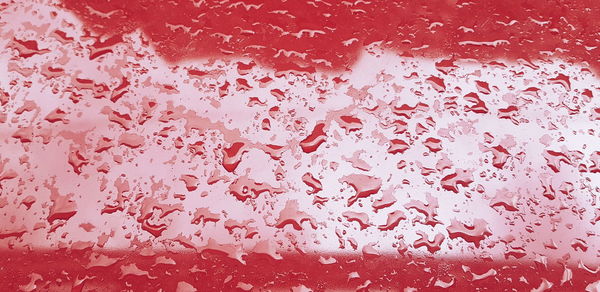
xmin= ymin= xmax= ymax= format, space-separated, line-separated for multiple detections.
xmin=1 ymin=0 xmax=600 ymax=291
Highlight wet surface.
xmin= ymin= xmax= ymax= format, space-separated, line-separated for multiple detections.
xmin=1 ymin=0 xmax=600 ymax=291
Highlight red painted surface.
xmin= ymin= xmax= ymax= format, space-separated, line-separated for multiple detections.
xmin=2 ymin=251 xmax=599 ymax=291
xmin=1 ymin=0 xmax=600 ymax=291
xmin=61 ymin=0 xmax=600 ymax=72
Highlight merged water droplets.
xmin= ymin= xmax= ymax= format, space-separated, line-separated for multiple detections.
xmin=0 ymin=0 xmax=599 ymax=291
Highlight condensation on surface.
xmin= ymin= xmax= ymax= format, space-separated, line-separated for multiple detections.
xmin=0 ymin=0 xmax=600 ymax=291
